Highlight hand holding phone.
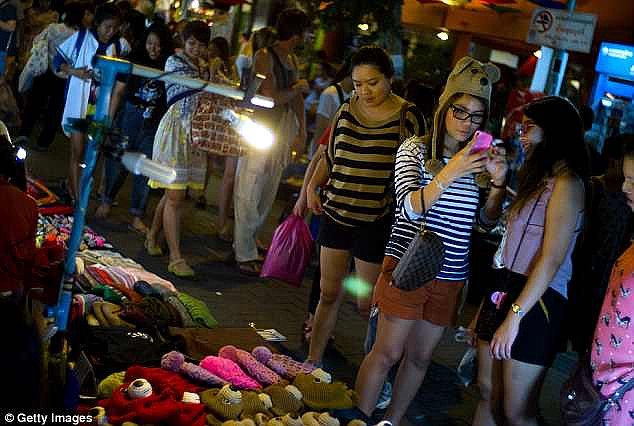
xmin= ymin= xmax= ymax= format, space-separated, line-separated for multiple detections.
xmin=469 ymin=130 xmax=493 ymax=155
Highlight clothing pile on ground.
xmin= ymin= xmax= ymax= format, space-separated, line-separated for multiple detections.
xmin=82 ymin=347 xmax=364 ymax=426
xmin=37 ymin=214 xmax=113 ymax=250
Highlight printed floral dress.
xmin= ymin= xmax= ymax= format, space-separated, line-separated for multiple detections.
xmin=148 ymin=52 xmax=209 ymax=190
xmin=592 ymin=242 xmax=634 ymax=425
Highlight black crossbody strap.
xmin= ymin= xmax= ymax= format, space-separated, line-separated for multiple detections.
xmin=509 ymin=186 xmax=548 ymax=270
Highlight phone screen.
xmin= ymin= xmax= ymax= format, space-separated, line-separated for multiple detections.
xmin=469 ymin=130 xmax=493 ymax=154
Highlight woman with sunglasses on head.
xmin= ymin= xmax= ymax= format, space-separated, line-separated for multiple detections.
xmin=473 ymin=97 xmax=589 ymax=425
xmin=349 ymin=57 xmax=507 ymax=425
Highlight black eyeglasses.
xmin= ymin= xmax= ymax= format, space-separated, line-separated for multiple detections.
xmin=449 ymin=104 xmax=485 ymax=125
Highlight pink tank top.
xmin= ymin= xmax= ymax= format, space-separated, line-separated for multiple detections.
xmin=502 ymin=178 xmax=583 ymax=299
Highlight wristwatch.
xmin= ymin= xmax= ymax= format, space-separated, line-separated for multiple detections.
xmin=511 ymin=303 xmax=524 ymax=318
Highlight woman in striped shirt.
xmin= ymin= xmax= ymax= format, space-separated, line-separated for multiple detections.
xmin=351 ymin=57 xmax=507 ymax=424
xmin=305 ymin=46 xmax=424 ymax=366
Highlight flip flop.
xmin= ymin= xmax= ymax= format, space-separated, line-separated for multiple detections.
xmin=128 ymin=223 xmax=148 ymax=236
xmin=144 ymin=239 xmax=163 ymax=256
xmin=238 ymin=260 xmax=262 ymax=277
xmin=168 ymin=258 xmax=195 ymax=278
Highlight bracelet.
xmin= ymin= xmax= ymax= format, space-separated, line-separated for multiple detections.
xmin=434 ymin=177 xmax=447 ymax=192
xmin=490 ymin=180 xmax=506 ymax=189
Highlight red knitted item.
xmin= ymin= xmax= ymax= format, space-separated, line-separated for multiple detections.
xmin=101 ymin=383 xmax=207 ymax=426
xmin=125 ymin=366 xmax=204 ymax=398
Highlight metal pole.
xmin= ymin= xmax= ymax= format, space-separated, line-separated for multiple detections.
xmin=544 ymin=0 xmax=576 ymax=95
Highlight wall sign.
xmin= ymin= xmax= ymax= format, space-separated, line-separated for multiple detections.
xmin=527 ymin=7 xmax=597 ymax=53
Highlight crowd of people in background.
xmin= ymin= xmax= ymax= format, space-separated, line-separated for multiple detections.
xmin=1 ymin=1 xmax=634 ymax=425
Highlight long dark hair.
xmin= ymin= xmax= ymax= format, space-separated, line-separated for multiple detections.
xmin=210 ymin=36 xmax=231 ymax=73
xmin=512 ymin=96 xmax=590 ymax=212
xmin=130 ymin=22 xmax=173 ymax=67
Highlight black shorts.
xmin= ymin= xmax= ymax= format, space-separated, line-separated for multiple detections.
xmin=317 ymin=214 xmax=392 ymax=264
xmin=475 ymin=269 xmax=568 ymax=367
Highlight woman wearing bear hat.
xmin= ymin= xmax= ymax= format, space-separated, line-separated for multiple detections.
xmin=473 ymin=96 xmax=588 ymax=425
xmin=350 ymin=57 xmax=507 ymax=424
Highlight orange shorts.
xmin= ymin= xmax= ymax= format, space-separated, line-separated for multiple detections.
xmin=373 ymin=256 xmax=465 ymax=326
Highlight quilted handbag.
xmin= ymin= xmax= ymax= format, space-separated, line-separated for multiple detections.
xmin=391 ymin=222 xmax=445 ymax=291
xmin=190 ymin=92 xmax=249 ymax=157
xmin=560 ymin=356 xmax=634 ymax=426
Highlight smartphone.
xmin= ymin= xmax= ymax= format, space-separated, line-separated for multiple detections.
xmin=469 ymin=130 xmax=493 ymax=154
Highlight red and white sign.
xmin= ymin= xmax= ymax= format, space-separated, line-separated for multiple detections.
xmin=527 ymin=7 xmax=597 ymax=53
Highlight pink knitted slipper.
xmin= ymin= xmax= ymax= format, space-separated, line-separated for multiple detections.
xmin=200 ymin=355 xmax=262 ymax=390
xmin=252 ymin=346 xmax=315 ymax=380
xmin=219 ymin=345 xmax=282 ymax=386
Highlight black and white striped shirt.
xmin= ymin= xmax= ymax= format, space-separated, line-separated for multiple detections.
xmin=385 ymin=137 xmax=481 ymax=281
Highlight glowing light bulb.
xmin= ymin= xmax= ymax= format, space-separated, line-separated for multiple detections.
xmin=533 ymin=50 xmax=542 ymax=59
xmin=358 ymin=23 xmax=369 ymax=31
xmin=436 ymin=31 xmax=449 ymax=41
xmin=222 ymin=110 xmax=274 ymax=150
xmin=16 ymin=147 xmax=27 ymax=160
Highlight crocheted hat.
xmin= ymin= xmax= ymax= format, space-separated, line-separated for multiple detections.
xmin=222 ymin=420 xmax=256 ymax=426
xmin=240 ymin=391 xmax=273 ymax=418
xmin=176 ymin=292 xmax=219 ymax=328
xmin=281 ymin=413 xmax=304 ymax=426
xmin=220 ymin=345 xmax=282 ymax=386
xmin=200 ymin=385 xmax=244 ymax=420
xmin=97 ymin=371 xmax=126 ymax=398
xmin=161 ymin=351 xmax=227 ymax=388
xmin=292 ymin=374 xmax=356 ymax=411
xmin=252 ymin=347 xmax=315 ymax=380
xmin=301 ymin=412 xmax=341 ymax=426
xmin=426 ymin=56 xmax=500 ymax=176
xmin=263 ymin=384 xmax=304 ymax=416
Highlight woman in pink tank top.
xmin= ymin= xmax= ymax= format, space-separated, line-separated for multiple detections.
xmin=473 ymin=97 xmax=589 ymax=425
xmin=590 ymin=136 xmax=634 ymax=425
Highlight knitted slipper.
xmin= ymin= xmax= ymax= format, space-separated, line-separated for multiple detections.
xmin=301 ymin=412 xmax=321 ymax=426
xmin=267 ymin=417 xmax=285 ymax=426
xmin=168 ymin=259 xmax=195 ymax=278
xmin=219 ymin=345 xmax=282 ymax=386
xmin=318 ymin=413 xmax=340 ymax=426
xmin=200 ymin=384 xmax=244 ymax=420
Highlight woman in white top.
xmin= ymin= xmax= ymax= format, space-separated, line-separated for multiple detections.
xmin=53 ymin=3 xmax=129 ymax=202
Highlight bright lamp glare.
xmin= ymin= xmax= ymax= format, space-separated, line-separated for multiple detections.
xmin=222 ymin=109 xmax=274 ymax=150
xmin=601 ymin=98 xmax=613 ymax=108
xmin=436 ymin=31 xmax=449 ymax=41
xmin=250 ymin=96 xmax=275 ymax=109
xmin=533 ymin=50 xmax=542 ymax=59
xmin=358 ymin=23 xmax=369 ymax=31
xmin=16 ymin=147 xmax=27 ymax=160
xmin=190 ymin=0 xmax=199 ymax=8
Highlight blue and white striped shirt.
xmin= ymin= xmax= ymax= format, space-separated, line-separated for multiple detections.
xmin=384 ymin=137 xmax=481 ymax=281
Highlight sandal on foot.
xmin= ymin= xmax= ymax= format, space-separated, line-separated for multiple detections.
xmin=238 ymin=260 xmax=262 ymax=276
xmin=168 ymin=259 xmax=195 ymax=277
xmin=128 ymin=222 xmax=149 ymax=236
xmin=144 ymin=239 xmax=163 ymax=256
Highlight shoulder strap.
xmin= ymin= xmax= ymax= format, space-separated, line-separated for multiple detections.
xmin=509 ymin=187 xmax=548 ymax=269
xmin=399 ymin=102 xmax=414 ymax=143
xmin=71 ymin=29 xmax=87 ymax=65
xmin=607 ymin=377 xmax=634 ymax=407
xmin=334 ymin=83 xmax=344 ymax=105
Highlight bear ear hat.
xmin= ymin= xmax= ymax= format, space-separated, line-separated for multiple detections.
xmin=483 ymin=63 xmax=501 ymax=84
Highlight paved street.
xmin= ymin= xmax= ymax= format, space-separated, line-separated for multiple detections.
xmin=28 ymin=136 xmax=574 ymax=425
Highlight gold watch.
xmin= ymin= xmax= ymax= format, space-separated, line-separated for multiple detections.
xmin=511 ymin=303 xmax=524 ymax=317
